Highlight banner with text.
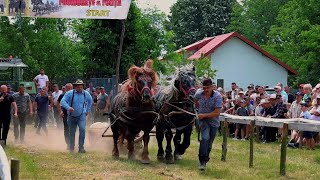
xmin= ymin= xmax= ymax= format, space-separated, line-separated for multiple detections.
xmin=0 ymin=0 xmax=131 ymax=19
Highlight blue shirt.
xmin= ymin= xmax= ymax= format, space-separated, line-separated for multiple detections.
xmin=35 ymin=95 xmax=49 ymax=115
xmin=195 ymin=89 xmax=222 ymax=127
xmin=301 ymin=111 xmax=311 ymax=120
xmin=60 ymin=90 xmax=93 ymax=117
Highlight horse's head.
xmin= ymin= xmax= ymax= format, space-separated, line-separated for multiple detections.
xmin=126 ymin=59 xmax=159 ymax=103
xmin=174 ymin=64 xmax=197 ymax=100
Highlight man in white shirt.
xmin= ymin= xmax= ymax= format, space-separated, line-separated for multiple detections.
xmin=33 ymin=69 xmax=49 ymax=93
xmin=52 ymin=84 xmax=62 ymax=127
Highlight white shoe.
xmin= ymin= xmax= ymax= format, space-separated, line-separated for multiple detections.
xmin=232 ymin=138 xmax=239 ymax=140
xmin=241 ymin=139 xmax=246 ymax=141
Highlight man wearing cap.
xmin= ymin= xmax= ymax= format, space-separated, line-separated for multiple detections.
xmin=57 ymin=83 xmax=73 ymax=150
xmin=194 ymin=78 xmax=222 ymax=171
xmin=261 ymin=94 xmax=278 ymax=143
xmin=0 ymin=85 xmax=18 ymax=146
xmin=13 ymin=84 xmax=33 ymax=143
xmin=274 ymin=85 xmax=287 ymax=103
xmin=60 ymin=80 xmax=92 ymax=153
xmin=52 ymin=84 xmax=62 ymax=128
xmin=95 ymin=87 xmax=108 ymax=122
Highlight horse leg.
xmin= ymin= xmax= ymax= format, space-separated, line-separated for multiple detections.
xmin=165 ymin=128 xmax=174 ymax=164
xmin=141 ymin=131 xmax=150 ymax=164
xmin=127 ymin=134 xmax=135 ymax=160
xmin=156 ymin=124 xmax=164 ymax=160
xmin=176 ymin=124 xmax=192 ymax=160
xmin=111 ymin=121 xmax=119 ymax=158
xmin=173 ymin=129 xmax=182 ymax=159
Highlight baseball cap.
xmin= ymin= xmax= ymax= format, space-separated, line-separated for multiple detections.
xmin=202 ymin=78 xmax=213 ymax=87
xmin=270 ymin=94 xmax=277 ymax=99
xmin=300 ymin=101 xmax=309 ymax=107
xmin=99 ymin=87 xmax=105 ymax=89
xmin=295 ymin=92 xmax=303 ymax=96
xmin=259 ymin=99 xmax=269 ymax=105
xmin=305 ymin=97 xmax=312 ymax=102
xmin=299 ymin=84 xmax=305 ymax=88
xmin=240 ymin=99 xmax=246 ymax=103
xmin=238 ymin=91 xmax=245 ymax=94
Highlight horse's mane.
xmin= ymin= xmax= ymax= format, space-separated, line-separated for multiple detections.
xmin=157 ymin=63 xmax=195 ymax=102
xmin=120 ymin=59 xmax=159 ymax=95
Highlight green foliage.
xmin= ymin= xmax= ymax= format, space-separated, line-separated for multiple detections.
xmin=156 ymin=52 xmax=216 ymax=83
xmin=227 ymin=0 xmax=289 ymax=45
xmin=227 ymin=0 xmax=320 ymax=86
xmin=168 ymin=0 xmax=235 ymax=48
xmin=265 ymin=0 xmax=320 ymax=86
xmin=75 ymin=3 xmax=173 ymax=80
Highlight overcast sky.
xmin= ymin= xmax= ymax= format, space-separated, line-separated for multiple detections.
xmin=136 ymin=0 xmax=177 ymax=14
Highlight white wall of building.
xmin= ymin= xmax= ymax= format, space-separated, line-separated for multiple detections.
xmin=211 ymin=37 xmax=288 ymax=91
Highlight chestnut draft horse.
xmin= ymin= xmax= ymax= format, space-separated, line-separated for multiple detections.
xmin=110 ymin=60 xmax=159 ymax=164
xmin=154 ymin=64 xmax=197 ymax=164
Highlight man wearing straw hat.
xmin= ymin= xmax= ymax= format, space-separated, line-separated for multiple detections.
xmin=60 ymin=79 xmax=92 ymax=153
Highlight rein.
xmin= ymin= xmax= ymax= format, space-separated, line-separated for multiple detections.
xmin=162 ymin=101 xmax=197 ymax=116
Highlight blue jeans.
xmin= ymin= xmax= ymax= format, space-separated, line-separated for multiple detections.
xmin=68 ymin=114 xmax=86 ymax=149
xmin=198 ymin=120 xmax=218 ymax=163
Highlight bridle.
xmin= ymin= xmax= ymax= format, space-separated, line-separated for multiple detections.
xmin=178 ymin=72 xmax=196 ymax=98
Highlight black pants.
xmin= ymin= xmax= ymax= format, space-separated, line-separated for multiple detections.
xmin=173 ymin=124 xmax=193 ymax=155
xmin=262 ymin=127 xmax=277 ymax=142
xmin=14 ymin=113 xmax=27 ymax=141
xmin=63 ymin=113 xmax=70 ymax=146
xmin=0 ymin=115 xmax=11 ymax=145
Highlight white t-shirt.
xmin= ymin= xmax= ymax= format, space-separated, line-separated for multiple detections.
xmin=34 ymin=74 xmax=49 ymax=88
xmin=52 ymin=90 xmax=62 ymax=106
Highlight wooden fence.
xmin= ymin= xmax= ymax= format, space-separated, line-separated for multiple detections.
xmin=218 ymin=113 xmax=320 ymax=176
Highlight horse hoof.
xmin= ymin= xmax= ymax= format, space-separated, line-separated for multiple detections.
xmin=165 ymin=156 xmax=174 ymax=164
xmin=157 ymin=154 xmax=164 ymax=161
xmin=128 ymin=154 xmax=135 ymax=160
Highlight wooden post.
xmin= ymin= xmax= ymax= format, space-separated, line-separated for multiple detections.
xmin=11 ymin=159 xmax=20 ymax=180
xmin=255 ymin=125 xmax=260 ymax=143
xmin=221 ymin=119 xmax=228 ymax=162
xmin=249 ymin=120 xmax=255 ymax=168
xmin=280 ymin=123 xmax=288 ymax=176
xmin=115 ymin=20 xmax=126 ymax=95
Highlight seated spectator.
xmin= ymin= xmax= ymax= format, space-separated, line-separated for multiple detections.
xmin=234 ymin=99 xmax=248 ymax=141
xmin=285 ymin=86 xmax=295 ymax=104
xmin=312 ymin=84 xmax=320 ymax=105
xmin=288 ymin=92 xmax=303 ymax=146
xmin=300 ymin=102 xmax=315 ymax=150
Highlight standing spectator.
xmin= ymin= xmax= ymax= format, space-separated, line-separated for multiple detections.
xmin=60 ymin=79 xmax=93 ymax=153
xmin=90 ymin=90 xmax=98 ymax=124
xmin=0 ymin=85 xmax=18 ymax=146
xmin=257 ymin=86 xmax=269 ymax=99
xmin=61 ymin=86 xmax=66 ymax=94
xmin=272 ymin=94 xmax=288 ymax=140
xmin=194 ymin=78 xmax=222 ymax=171
xmin=52 ymin=84 xmax=62 ymax=128
xmin=228 ymin=82 xmax=238 ymax=106
xmin=34 ymin=88 xmax=53 ymax=136
xmin=277 ymin=83 xmax=288 ymax=102
xmin=57 ymin=83 xmax=73 ymax=150
xmin=299 ymin=84 xmax=304 ymax=93
xmin=274 ymin=85 xmax=287 ymax=103
xmin=96 ymin=87 xmax=108 ymax=122
xmin=13 ymin=84 xmax=33 ymax=143
xmin=312 ymin=84 xmax=320 ymax=105
xmin=95 ymin=86 xmax=101 ymax=96
xmin=302 ymin=84 xmax=312 ymax=102
xmin=33 ymin=69 xmax=49 ymax=93
xmin=300 ymin=102 xmax=315 ymax=150
xmin=86 ymin=82 xmax=95 ymax=95
xmin=285 ymin=86 xmax=295 ymax=104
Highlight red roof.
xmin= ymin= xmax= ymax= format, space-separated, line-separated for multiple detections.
xmin=177 ymin=32 xmax=297 ymax=75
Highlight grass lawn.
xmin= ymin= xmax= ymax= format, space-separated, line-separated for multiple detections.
xmin=4 ymin=132 xmax=320 ymax=180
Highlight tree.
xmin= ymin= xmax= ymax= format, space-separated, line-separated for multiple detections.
xmin=265 ymin=0 xmax=320 ymax=86
xmin=168 ymin=0 xmax=235 ymax=48
xmin=74 ymin=3 xmax=172 ymax=80
xmin=227 ymin=0 xmax=289 ymax=45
